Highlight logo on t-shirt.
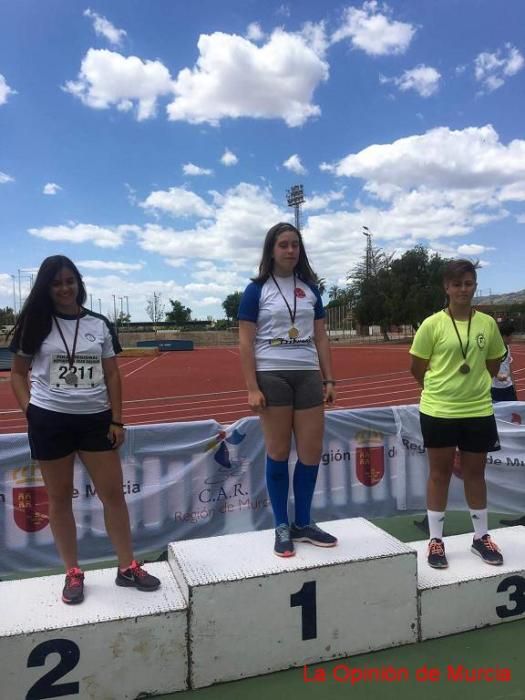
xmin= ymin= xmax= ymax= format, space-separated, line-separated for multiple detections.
xmin=294 ymin=287 xmax=306 ymax=298
xmin=85 ymin=333 xmax=96 ymax=342
xmin=476 ymin=333 xmax=486 ymax=349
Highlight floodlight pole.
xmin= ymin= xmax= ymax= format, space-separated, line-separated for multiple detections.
xmin=286 ymin=184 xmax=305 ymax=231
xmin=362 ymin=226 xmax=373 ymax=278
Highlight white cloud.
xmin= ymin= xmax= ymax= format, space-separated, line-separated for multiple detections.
xmin=167 ymin=29 xmax=329 ymax=127
xmin=303 ymin=190 xmax=345 ymax=211
xmin=140 ymin=187 xmax=214 ymax=218
xmin=135 ymin=182 xmax=287 ymax=264
xmin=517 ymin=214 xmax=525 ymax=224
xmin=0 ymin=74 xmax=16 ymax=105
xmin=474 ymin=43 xmax=524 ymax=92
xmin=76 ymin=260 xmax=144 ymax=272
xmin=328 ymin=125 xmax=525 ymax=192
xmin=64 ymin=49 xmax=173 ymax=120
xmin=246 ymin=22 xmax=265 ymax=42
xmin=0 ymin=171 xmax=14 ymax=184
xmin=331 ymin=1 xmax=415 ymax=56
xmin=456 ymin=244 xmax=490 ymax=256
xmin=182 ymin=162 xmax=213 ymax=176
xmin=28 ymin=223 xmax=131 ymax=248
xmin=220 ymin=149 xmax=238 ymax=166
xmin=283 ymin=154 xmax=307 ymax=175
xmin=384 ymin=64 xmax=441 ymax=97
xmin=43 ymin=182 xmax=62 ymax=195
xmin=84 ymin=9 xmax=127 ymax=46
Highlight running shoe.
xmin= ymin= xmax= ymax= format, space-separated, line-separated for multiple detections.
xmin=290 ymin=522 xmax=337 ymax=547
xmin=62 ymin=567 xmax=85 ymax=604
xmin=427 ymin=538 xmax=448 ymax=569
xmin=274 ymin=524 xmax=295 ymax=557
xmin=471 ymin=534 xmax=503 ymax=565
xmin=116 ymin=560 xmax=161 ymax=591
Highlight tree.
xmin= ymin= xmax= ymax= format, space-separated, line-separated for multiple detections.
xmin=347 ymin=244 xmax=449 ymax=337
xmin=222 ymin=291 xmax=243 ymax=321
xmin=0 ymin=307 xmax=15 ymax=325
xmin=316 ymin=277 xmax=326 ymax=295
xmin=165 ymin=299 xmax=192 ymax=326
xmin=145 ymin=293 xmax=165 ymax=326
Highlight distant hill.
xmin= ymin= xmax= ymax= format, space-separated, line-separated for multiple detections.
xmin=475 ymin=290 xmax=525 ymax=306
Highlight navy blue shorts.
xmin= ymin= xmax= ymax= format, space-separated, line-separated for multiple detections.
xmin=420 ymin=412 xmax=500 ymax=453
xmin=491 ymin=386 xmax=517 ymax=402
xmin=27 ymin=404 xmax=114 ymax=461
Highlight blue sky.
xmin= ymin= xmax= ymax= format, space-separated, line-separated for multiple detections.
xmin=1 ymin=0 xmax=524 ymax=320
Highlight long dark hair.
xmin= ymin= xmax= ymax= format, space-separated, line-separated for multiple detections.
xmin=10 ymin=255 xmax=87 ymax=355
xmin=251 ymin=222 xmax=318 ymax=285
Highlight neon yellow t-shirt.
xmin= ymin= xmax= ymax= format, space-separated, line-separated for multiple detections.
xmin=410 ymin=310 xmax=505 ymax=418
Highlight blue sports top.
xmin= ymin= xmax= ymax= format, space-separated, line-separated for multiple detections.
xmin=238 ymin=274 xmax=324 ymax=371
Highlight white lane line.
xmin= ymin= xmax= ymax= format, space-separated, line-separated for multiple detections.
xmin=123 ymin=353 xmax=165 ymax=378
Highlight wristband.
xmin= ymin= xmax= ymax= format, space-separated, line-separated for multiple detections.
xmin=110 ymin=420 xmax=125 ymax=428
xmin=322 ymin=380 xmax=336 ymax=386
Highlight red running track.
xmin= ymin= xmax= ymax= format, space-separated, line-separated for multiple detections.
xmin=0 ymin=345 xmax=524 ymax=433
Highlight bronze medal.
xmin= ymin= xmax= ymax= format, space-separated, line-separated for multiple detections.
xmin=288 ymin=327 xmax=299 ymax=339
xmin=448 ymin=308 xmax=472 ymax=376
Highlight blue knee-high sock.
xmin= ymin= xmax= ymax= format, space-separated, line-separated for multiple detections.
xmin=293 ymin=460 xmax=319 ymax=527
xmin=266 ymin=455 xmax=290 ymax=526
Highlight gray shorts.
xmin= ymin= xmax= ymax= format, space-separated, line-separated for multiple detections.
xmin=256 ymin=370 xmax=323 ymax=409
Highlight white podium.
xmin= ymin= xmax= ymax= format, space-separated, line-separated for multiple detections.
xmin=0 ymin=562 xmax=188 ymax=699
xmin=169 ymin=517 xmax=418 ymax=688
xmin=409 ymin=526 xmax=525 ymax=640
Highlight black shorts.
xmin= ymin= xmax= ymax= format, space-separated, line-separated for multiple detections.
xmin=491 ymin=386 xmax=517 ymax=402
xmin=420 ymin=412 xmax=500 ymax=453
xmin=255 ymin=370 xmax=324 ymax=409
xmin=27 ymin=404 xmax=114 ymax=461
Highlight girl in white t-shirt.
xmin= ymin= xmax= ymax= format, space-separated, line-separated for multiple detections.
xmin=491 ymin=321 xmax=518 ymax=402
xmin=238 ymin=222 xmax=337 ymax=557
xmin=10 ymin=255 xmax=160 ymax=603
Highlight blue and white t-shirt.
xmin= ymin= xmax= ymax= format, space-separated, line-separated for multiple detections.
xmin=238 ymin=275 xmax=324 ymax=371
xmin=10 ymin=309 xmax=121 ymax=414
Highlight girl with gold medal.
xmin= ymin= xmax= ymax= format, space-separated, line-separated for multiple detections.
xmin=239 ymin=223 xmax=337 ymax=557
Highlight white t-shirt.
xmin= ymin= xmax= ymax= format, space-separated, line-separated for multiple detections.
xmin=238 ymin=275 xmax=324 ymax=371
xmin=492 ymin=345 xmax=513 ymax=389
xmin=10 ymin=309 xmax=121 ymax=414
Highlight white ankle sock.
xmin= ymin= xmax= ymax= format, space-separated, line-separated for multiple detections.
xmin=427 ymin=510 xmax=445 ymax=540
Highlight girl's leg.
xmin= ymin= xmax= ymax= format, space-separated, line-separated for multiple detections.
xmin=259 ymin=406 xmax=294 ymax=526
xmin=293 ymin=404 xmax=324 ymax=527
xmin=79 ymin=449 xmax=133 ymax=568
xmin=39 ymin=453 xmax=77 ymax=569
xmin=291 ymin=405 xmax=336 ymax=546
xmin=425 ymin=447 xmax=455 ymax=568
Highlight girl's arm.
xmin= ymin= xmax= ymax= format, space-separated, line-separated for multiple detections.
xmin=10 ymin=355 xmax=32 ymax=413
xmin=102 ymin=356 xmax=125 ymax=448
xmin=239 ymin=321 xmax=266 ymax=411
xmin=314 ymin=319 xmax=336 ymax=405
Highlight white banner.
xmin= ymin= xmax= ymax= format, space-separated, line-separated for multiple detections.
xmin=0 ymin=403 xmax=524 ymax=575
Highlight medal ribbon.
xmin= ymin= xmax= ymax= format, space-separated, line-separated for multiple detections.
xmin=448 ymin=308 xmax=472 ymax=364
xmin=270 ymin=272 xmax=297 ymax=328
xmin=53 ymin=312 xmax=81 ymax=370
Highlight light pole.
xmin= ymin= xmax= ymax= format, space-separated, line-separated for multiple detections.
xmin=362 ymin=226 xmax=372 ymax=279
xmin=286 ymin=184 xmax=305 ymax=231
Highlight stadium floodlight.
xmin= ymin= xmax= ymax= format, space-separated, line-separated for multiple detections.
xmin=286 ymin=184 xmax=305 ymax=231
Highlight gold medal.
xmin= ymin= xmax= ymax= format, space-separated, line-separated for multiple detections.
xmin=288 ymin=327 xmax=299 ymax=339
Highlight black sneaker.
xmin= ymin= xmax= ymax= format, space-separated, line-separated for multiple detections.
xmin=62 ymin=567 xmax=85 ymax=604
xmin=116 ymin=560 xmax=161 ymax=591
xmin=471 ymin=534 xmax=503 ymax=565
xmin=427 ymin=538 xmax=448 ymax=569
xmin=290 ymin=522 xmax=337 ymax=547
xmin=274 ymin=524 xmax=295 ymax=557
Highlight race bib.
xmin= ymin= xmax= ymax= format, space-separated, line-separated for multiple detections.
xmin=49 ymin=353 xmax=103 ymax=389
